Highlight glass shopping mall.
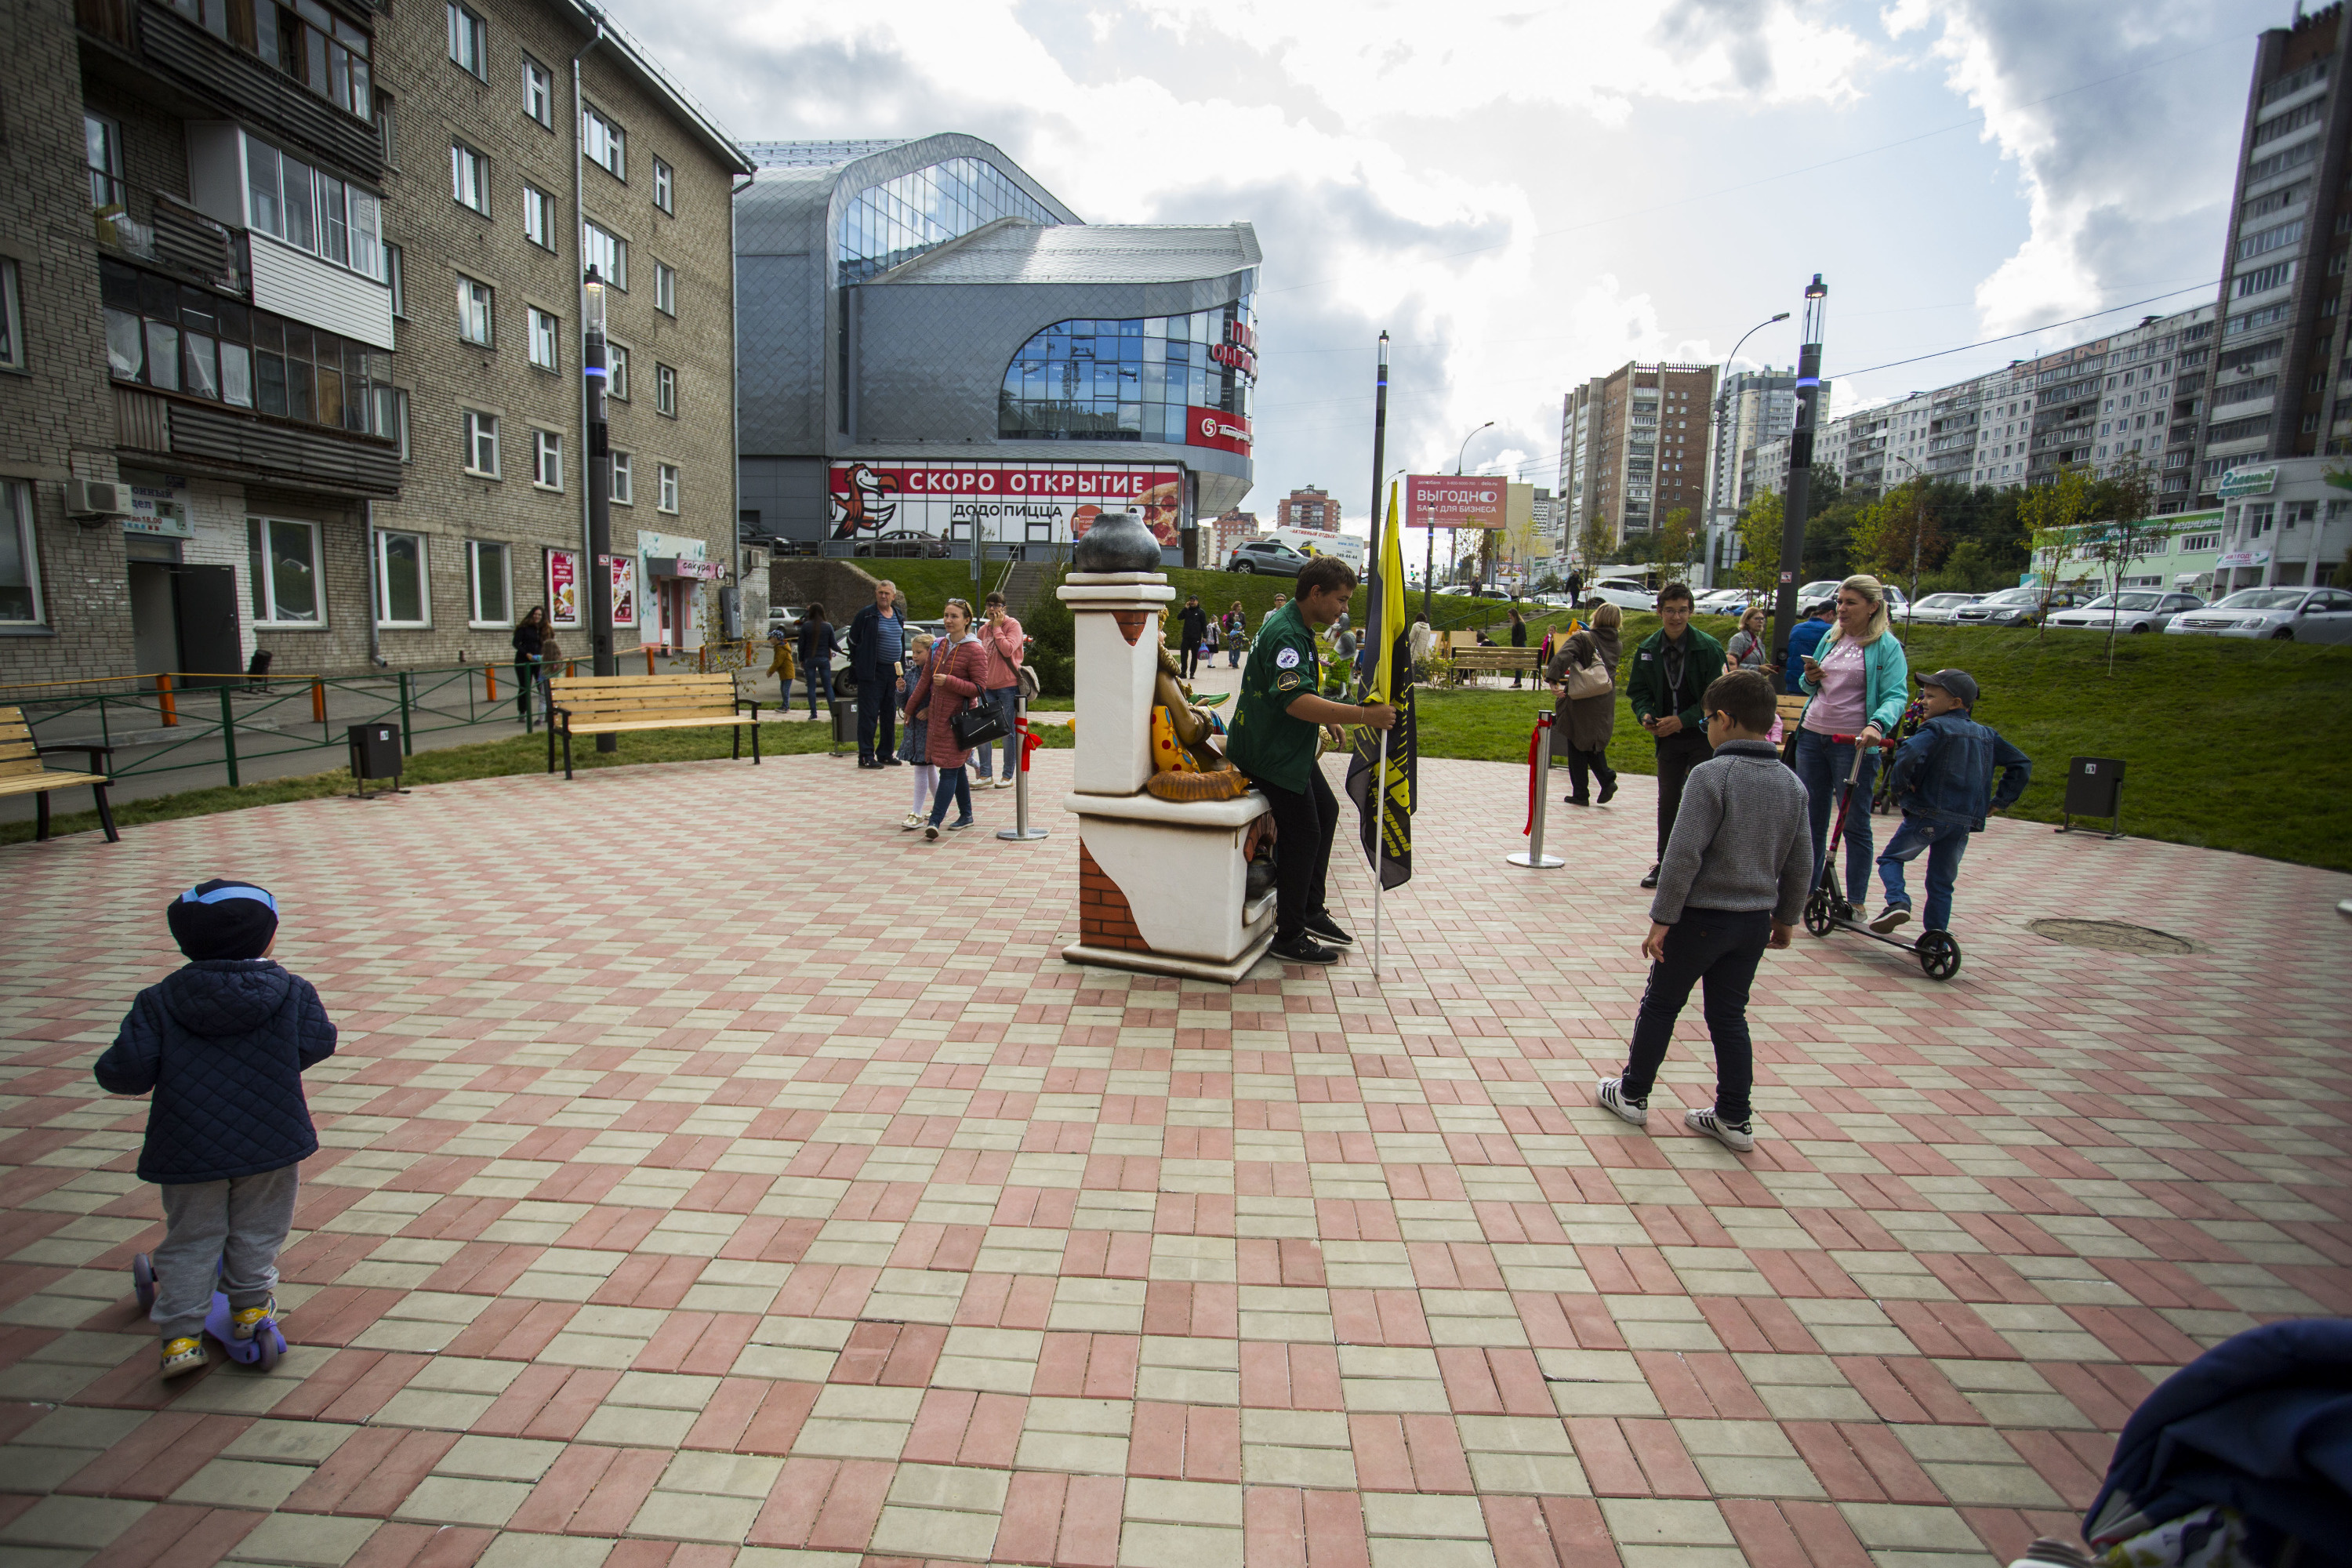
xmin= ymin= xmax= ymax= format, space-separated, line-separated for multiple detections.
xmin=734 ymin=135 xmax=1259 ymax=561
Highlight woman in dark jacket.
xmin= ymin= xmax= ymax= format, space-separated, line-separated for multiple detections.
xmin=511 ymin=608 xmax=547 ymax=721
xmin=797 ymin=602 xmax=837 ymax=720
xmin=1508 ymin=608 xmax=1529 ymax=687
xmin=1546 ymin=601 xmax=1621 ymax=806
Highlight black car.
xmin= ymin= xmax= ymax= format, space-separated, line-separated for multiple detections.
xmin=1226 ymin=539 xmax=1309 ymax=577
xmin=855 ymin=531 xmax=951 ymax=559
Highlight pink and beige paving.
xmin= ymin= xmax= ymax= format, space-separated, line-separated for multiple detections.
xmin=2 ymin=751 xmax=2347 ymax=1568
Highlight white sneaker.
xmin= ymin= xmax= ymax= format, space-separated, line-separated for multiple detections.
xmin=900 ymin=813 xmax=923 ymax=830
xmin=1595 ymin=1078 xmax=1647 ymax=1126
xmin=1684 ymin=1108 xmax=1755 ymax=1152
xmin=1869 ymin=903 xmax=1911 ymax=934
xmin=995 ymin=775 xmax=1018 ymax=789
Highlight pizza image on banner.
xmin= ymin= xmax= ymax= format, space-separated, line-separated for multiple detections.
xmin=829 ymin=462 xmax=1188 ymax=546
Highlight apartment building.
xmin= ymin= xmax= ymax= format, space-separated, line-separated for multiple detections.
xmin=0 ymin=0 xmax=746 ymax=687
xmin=1275 ymin=486 xmax=1337 ymax=532
xmin=1208 ymin=506 xmax=1257 ymax=565
xmin=1557 ymin=361 xmax=1715 ymax=549
xmin=1704 ymin=365 xmax=1798 ymax=554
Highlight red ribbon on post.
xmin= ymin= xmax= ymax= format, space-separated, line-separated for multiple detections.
xmin=1018 ymin=716 xmax=1044 ymax=773
xmin=1523 ymin=713 xmax=1551 ymax=836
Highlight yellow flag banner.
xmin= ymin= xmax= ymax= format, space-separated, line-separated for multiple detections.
xmin=1345 ymin=485 xmax=1414 ymax=889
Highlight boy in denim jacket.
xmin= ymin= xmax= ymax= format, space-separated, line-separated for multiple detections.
xmin=1870 ymin=669 xmax=2032 ymax=935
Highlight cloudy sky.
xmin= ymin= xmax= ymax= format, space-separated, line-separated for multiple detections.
xmin=619 ymin=0 xmax=2279 ymax=540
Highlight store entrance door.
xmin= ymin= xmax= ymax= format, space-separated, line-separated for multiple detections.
xmin=658 ymin=578 xmax=698 ymax=653
xmin=125 ymin=552 xmax=241 ymax=685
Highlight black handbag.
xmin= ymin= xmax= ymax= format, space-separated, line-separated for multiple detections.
xmin=951 ymin=701 xmax=1009 ymax=750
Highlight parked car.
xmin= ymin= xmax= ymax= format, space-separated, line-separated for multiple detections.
xmin=1227 ymin=539 xmax=1310 ymax=576
xmin=2165 ymin=586 xmax=2352 ymax=642
xmin=1584 ymin=577 xmax=1657 ymax=613
xmin=1950 ymin=586 xmax=2096 ymax=626
xmin=855 ymin=530 xmax=953 ymax=559
xmin=1902 ymin=592 xmax=1981 ymax=625
xmin=1693 ymin=588 xmax=1753 ymax=614
xmin=1796 ymin=579 xmax=1845 ymax=609
xmin=768 ymin=604 xmax=807 ymax=637
xmin=2047 ymin=591 xmax=2205 ymax=634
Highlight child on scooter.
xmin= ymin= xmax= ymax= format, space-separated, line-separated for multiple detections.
xmin=96 ymin=880 xmax=337 ymax=1376
xmin=1869 ymin=669 xmax=2033 ymax=936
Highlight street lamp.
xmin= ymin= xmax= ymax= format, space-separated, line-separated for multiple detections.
xmin=1888 ymin=451 xmax=1930 ymax=630
xmin=584 ymin=265 xmax=617 ymax=750
xmin=1425 ymin=421 xmax=1494 ymax=620
xmin=1708 ymin=312 xmax=1791 ymax=585
xmin=1770 ymin=276 xmax=1828 ymax=662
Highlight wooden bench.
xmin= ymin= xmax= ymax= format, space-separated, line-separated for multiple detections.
xmin=1446 ymin=647 xmax=1540 ymax=684
xmin=546 ymin=673 xmax=762 ymax=780
xmin=1777 ymin=693 xmax=1809 ymax=732
xmin=0 ymin=706 xmax=118 ymax=842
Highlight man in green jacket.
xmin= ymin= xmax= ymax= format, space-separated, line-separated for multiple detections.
xmin=1626 ymin=582 xmax=1726 ymax=889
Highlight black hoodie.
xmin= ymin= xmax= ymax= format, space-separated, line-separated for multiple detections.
xmin=96 ymin=960 xmax=337 ymax=1183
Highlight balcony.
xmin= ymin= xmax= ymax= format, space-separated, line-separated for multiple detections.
xmin=97 ymin=187 xmax=249 ymax=296
xmin=116 ymin=385 xmax=401 ymax=497
xmin=76 ymin=0 xmax=383 ymax=180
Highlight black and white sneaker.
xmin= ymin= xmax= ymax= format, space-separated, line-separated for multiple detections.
xmin=1639 ymin=865 xmax=1660 ymax=889
xmin=1684 ymin=1108 xmax=1755 ymax=1152
xmin=1868 ymin=903 xmax=1911 ymax=935
xmin=1595 ymin=1077 xmax=1647 ymax=1126
xmin=1268 ymin=934 xmax=1339 ymax=965
xmin=1303 ymin=913 xmax=1355 ymax=947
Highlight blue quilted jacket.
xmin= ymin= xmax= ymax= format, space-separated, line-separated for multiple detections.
xmin=96 ymin=960 xmax=337 ymax=1184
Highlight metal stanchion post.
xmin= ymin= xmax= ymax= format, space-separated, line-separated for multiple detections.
xmin=997 ymin=693 xmax=1050 ymax=842
xmin=1508 ymin=710 xmax=1564 ymax=869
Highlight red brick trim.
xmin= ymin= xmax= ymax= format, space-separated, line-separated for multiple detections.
xmin=1111 ymin=611 xmax=1149 ymax=646
xmin=1077 ymin=840 xmax=1149 ymax=952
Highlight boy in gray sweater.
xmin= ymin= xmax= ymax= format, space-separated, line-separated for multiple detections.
xmin=1597 ymin=669 xmax=1810 ymax=1152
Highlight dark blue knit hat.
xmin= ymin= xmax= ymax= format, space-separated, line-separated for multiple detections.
xmin=166 ymin=879 xmax=279 ymax=960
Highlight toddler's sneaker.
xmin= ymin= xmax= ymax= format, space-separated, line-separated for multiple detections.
xmin=900 ymin=812 xmax=923 ymax=830
xmin=1684 ymin=1109 xmax=1755 ymax=1152
xmin=1595 ymin=1078 xmax=1647 ymax=1126
xmin=230 ymin=1295 xmax=278 ymax=1341
xmin=161 ymin=1336 xmax=206 ymax=1377
xmin=1868 ymin=902 xmax=1911 ymax=934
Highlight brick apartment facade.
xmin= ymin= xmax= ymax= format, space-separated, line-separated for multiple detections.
xmin=1273 ymin=485 xmax=1336 ymax=532
xmin=1557 ymin=361 xmax=1715 ymax=551
xmin=0 ymin=0 xmax=748 ymax=691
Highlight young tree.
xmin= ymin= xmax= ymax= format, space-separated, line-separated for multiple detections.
xmin=1576 ymin=514 xmax=1612 ymax=581
xmin=1846 ymin=476 xmax=1942 ymax=620
xmin=2018 ymin=464 xmax=2092 ymax=642
xmin=1653 ymin=506 xmax=1700 ymax=584
xmin=2076 ymin=456 xmax=2166 ymax=673
xmin=1733 ymin=492 xmax=1784 ymax=593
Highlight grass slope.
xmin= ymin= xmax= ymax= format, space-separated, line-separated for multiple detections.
xmin=1414 ymin=613 xmax=2352 ymax=872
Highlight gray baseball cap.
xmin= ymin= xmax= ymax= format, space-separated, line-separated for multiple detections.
xmin=1918 ymin=668 xmax=1979 ymax=707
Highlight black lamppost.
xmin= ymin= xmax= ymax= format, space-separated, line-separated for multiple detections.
xmin=1709 ymin=311 xmax=1789 ymax=583
xmin=1770 ymin=276 xmax=1828 ymax=662
xmin=585 ymin=265 xmax=617 ymax=751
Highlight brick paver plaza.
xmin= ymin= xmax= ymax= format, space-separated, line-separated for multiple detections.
xmin=4 ymin=752 xmax=2348 ymax=1568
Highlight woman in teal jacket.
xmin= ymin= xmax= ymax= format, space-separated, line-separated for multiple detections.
xmin=1793 ymin=575 xmax=1911 ymax=899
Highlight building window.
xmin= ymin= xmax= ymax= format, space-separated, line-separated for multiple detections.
xmin=255 ymin=0 xmax=373 ymax=119
xmin=375 ymin=89 xmax=397 ymax=165
xmin=652 ymin=158 xmax=674 ymax=213
xmin=2180 ymin=532 xmax=2220 ymax=552
xmin=533 ymin=429 xmax=562 ymax=488
xmin=999 ymin=303 xmax=1258 ymax=443
xmin=101 ymin=258 xmax=386 ymax=432
xmin=658 ymin=463 xmax=679 ymax=513
xmin=85 ymin=113 xmax=125 ymax=212
xmin=654 ymin=262 xmax=676 ymax=316
xmin=374 ymin=384 xmax=411 ymax=460
xmin=528 ymin=307 xmax=559 ymax=371
xmin=245 ymin=517 xmax=321 ymax=624
xmin=522 ymin=185 xmax=555 ymax=250
xmin=608 ymin=343 xmax=630 ymax=401
xmin=0 ymin=259 xmax=23 ymax=372
xmin=583 ymin=107 xmax=625 ymax=180
xmin=446 ymin=1 xmax=486 ymax=78
xmin=452 ymin=142 xmax=489 ymax=214
xmin=835 ymin=154 xmax=1058 ymax=286
xmin=583 ymin=221 xmax=626 ymax=289
xmin=245 ymin=133 xmax=384 ymax=281
xmin=0 ymin=480 xmax=41 ymax=625
xmin=611 ymin=452 xmax=633 ymax=504
xmin=457 ymin=275 xmax=493 ymax=347
xmin=463 ymin=409 xmax=499 ymax=475
xmin=468 ymin=539 xmax=510 ymax=625
xmin=654 ymin=362 xmax=677 ymax=416
xmin=521 ymin=54 xmax=553 ymax=129
xmin=385 ymin=242 xmax=405 ymax=317
xmin=375 ymin=529 xmax=430 ymax=626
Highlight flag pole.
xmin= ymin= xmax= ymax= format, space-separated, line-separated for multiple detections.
xmin=1365 ymin=332 xmax=1389 ymax=980
xmin=1370 ymin=723 xmax=1390 ymax=978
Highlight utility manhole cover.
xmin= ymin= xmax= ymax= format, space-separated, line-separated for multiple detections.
xmin=2025 ymin=918 xmax=2195 ymax=955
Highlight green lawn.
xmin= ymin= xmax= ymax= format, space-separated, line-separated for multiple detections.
xmin=1 ymin=718 xmax=1072 ymax=847
xmin=1414 ymin=613 xmax=2352 ymax=872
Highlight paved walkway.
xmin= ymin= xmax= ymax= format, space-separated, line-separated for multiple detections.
xmin=3 ymin=752 xmax=2348 ymax=1568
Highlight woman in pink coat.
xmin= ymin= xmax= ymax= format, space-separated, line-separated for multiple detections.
xmin=907 ymin=598 xmax=989 ymax=840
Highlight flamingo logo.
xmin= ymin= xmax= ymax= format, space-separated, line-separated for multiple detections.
xmin=830 ymin=464 xmax=899 ymax=539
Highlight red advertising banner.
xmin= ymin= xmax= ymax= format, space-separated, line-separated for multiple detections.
xmin=546 ymin=548 xmax=580 ymax=626
xmin=1186 ymin=407 xmax=1252 ymax=456
xmin=1406 ymin=474 xmax=1507 ymax=529
xmin=610 ymin=554 xmax=637 ymax=626
xmin=829 ymin=462 xmax=1188 ymax=546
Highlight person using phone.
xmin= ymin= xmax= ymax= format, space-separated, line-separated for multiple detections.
xmin=1791 ymin=576 xmax=1911 ymax=898
xmin=973 ymin=591 xmax=1025 ymax=789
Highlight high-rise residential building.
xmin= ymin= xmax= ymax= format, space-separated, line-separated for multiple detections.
xmin=1557 ymin=361 xmax=1715 ymax=549
xmin=1 ymin=0 xmax=749 ymax=686
xmin=1704 ymin=365 xmax=1798 ymax=534
xmin=1209 ymin=506 xmax=1258 ymax=564
xmin=1276 ymin=486 xmax=1337 ymax=532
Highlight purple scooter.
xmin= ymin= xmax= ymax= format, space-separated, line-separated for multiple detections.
xmin=131 ymin=1253 xmax=286 ymax=1370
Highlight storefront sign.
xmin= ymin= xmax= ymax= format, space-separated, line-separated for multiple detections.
xmin=546 ymin=548 xmax=580 ymax=626
xmin=122 ymin=480 xmax=194 ymax=538
xmin=1406 ymin=474 xmax=1508 ymax=529
xmin=828 ymin=461 xmax=1187 ymax=547
xmin=648 ymin=557 xmax=726 ymax=581
xmin=1186 ymin=408 xmax=1252 ymax=456
xmin=2216 ymin=549 xmax=2271 ymax=568
xmin=2219 ymin=466 xmax=2278 ymax=499
xmin=610 ymin=554 xmax=637 ymax=626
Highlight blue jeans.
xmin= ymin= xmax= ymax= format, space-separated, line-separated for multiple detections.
xmin=1878 ymin=815 xmax=1969 ymax=931
xmin=928 ymin=765 xmax=972 ymax=826
xmin=1793 ymin=727 xmax=1878 ymax=901
xmin=972 ymin=687 xmax=1019 ymax=779
xmin=1617 ymin=906 xmax=1769 ymax=1125
xmin=804 ymin=662 xmax=831 ymax=719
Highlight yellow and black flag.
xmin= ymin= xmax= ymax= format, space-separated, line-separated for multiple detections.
xmin=1345 ymin=486 xmax=1414 ymax=889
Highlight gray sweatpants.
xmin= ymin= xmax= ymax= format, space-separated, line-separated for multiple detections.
xmin=151 ymin=1163 xmax=299 ymax=1341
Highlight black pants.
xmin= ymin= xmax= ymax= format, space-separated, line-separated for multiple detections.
xmin=1245 ymin=764 xmax=1338 ymax=940
xmin=1181 ymin=644 xmax=1200 ymax=679
xmin=855 ymin=674 xmax=895 ymax=762
xmin=1564 ymin=743 xmax=1615 ymax=802
xmin=1653 ymin=728 xmax=1714 ymax=859
xmin=1618 ymin=906 xmax=1770 ymax=1124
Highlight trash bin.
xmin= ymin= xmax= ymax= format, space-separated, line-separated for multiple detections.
xmin=347 ymin=722 xmax=405 ymax=799
xmin=2059 ymin=755 xmax=2125 ymax=838
xmin=829 ymin=697 xmax=856 ymax=755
